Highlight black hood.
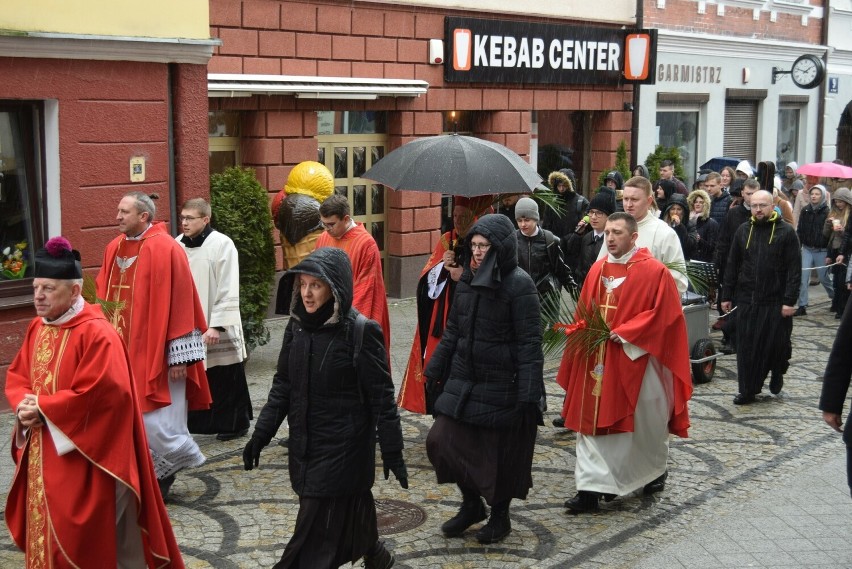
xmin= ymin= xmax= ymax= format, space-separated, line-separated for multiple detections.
xmin=274 ymin=247 xmax=353 ymax=319
xmin=466 ymin=213 xmax=518 ymax=289
xmin=662 ymin=193 xmax=689 ymax=219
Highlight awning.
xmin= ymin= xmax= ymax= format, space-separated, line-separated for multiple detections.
xmin=208 ymin=73 xmax=429 ymax=100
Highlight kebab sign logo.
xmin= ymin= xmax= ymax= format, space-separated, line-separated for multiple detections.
xmin=449 ymin=19 xmax=652 ymax=84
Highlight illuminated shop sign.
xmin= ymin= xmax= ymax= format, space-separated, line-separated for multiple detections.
xmin=445 ymin=17 xmax=656 ymax=85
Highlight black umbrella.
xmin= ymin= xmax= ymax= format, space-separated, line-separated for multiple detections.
xmin=699 ymin=156 xmax=740 ymax=172
xmin=363 ymin=133 xmax=544 ymax=197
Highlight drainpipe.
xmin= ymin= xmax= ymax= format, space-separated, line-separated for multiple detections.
xmin=167 ymin=63 xmax=178 ymax=236
xmin=630 ymin=0 xmax=644 ymax=169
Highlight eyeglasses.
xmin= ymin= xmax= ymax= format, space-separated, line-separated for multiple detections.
xmin=588 ymin=210 xmax=607 ymax=217
xmin=180 ymin=215 xmax=202 ymax=222
xmin=470 ymin=242 xmax=491 ymax=251
xmin=749 ymin=203 xmax=773 ymax=210
xmin=321 ymin=221 xmax=338 ymax=230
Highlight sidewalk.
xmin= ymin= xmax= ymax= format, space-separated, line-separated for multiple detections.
xmin=0 ymin=288 xmax=849 ymax=567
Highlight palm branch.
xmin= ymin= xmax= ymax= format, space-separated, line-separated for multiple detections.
xmin=664 ymin=260 xmax=715 ymax=296
xmin=82 ymin=273 xmax=124 ymax=321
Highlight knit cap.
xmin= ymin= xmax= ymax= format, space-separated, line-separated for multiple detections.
xmin=514 ymin=197 xmax=539 ymax=221
xmin=588 ymin=187 xmax=616 ymax=216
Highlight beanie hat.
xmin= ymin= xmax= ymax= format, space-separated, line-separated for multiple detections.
xmin=588 ymin=187 xmax=616 ymax=216
xmin=34 ymin=237 xmax=82 ymax=279
xmin=514 ymin=197 xmax=539 ymax=221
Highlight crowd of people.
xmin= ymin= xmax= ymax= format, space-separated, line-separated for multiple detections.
xmin=6 ymin=156 xmax=852 ymax=568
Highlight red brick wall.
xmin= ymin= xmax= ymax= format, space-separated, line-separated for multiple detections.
xmin=643 ymin=0 xmax=824 ymax=44
xmin=0 ymin=57 xmax=209 ymax=387
xmin=209 ymin=0 xmax=634 ymax=262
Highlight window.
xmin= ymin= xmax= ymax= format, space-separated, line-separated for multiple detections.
xmin=776 ymin=107 xmax=800 ymax=172
xmin=0 ymin=102 xmax=43 ymax=298
xmin=656 ymin=109 xmax=699 ymax=188
xmin=208 ymin=111 xmax=240 ymax=175
xmin=317 ymin=111 xmax=386 ymax=135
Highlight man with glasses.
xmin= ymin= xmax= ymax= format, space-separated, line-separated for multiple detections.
xmin=177 ymin=198 xmax=253 ymax=442
xmin=316 ymin=194 xmax=391 ymax=355
xmin=96 ymin=191 xmax=211 ymax=498
xmin=720 ymin=190 xmax=801 ymax=404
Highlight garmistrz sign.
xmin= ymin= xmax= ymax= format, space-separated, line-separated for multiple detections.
xmin=445 ymin=17 xmax=656 ymax=86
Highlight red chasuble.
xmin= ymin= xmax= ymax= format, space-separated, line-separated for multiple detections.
xmin=398 ymin=230 xmax=458 ymax=413
xmin=556 ymin=248 xmax=692 ymax=437
xmin=96 ymin=222 xmax=211 ymax=414
xmin=315 ymin=223 xmax=391 ymax=353
xmin=5 ymin=302 xmax=184 ymax=568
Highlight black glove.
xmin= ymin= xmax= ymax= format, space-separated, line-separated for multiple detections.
xmin=243 ymin=437 xmax=265 ymax=471
xmin=382 ymin=451 xmax=409 ymax=489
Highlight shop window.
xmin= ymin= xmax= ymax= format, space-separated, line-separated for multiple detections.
xmin=317 ymin=111 xmax=386 ymax=135
xmin=776 ymin=107 xmax=800 ymax=172
xmin=208 ymin=111 xmax=240 ymax=175
xmin=443 ymin=111 xmax=475 ymax=134
xmin=0 ymin=102 xmax=43 ymax=298
xmin=656 ymin=109 xmax=699 ymax=187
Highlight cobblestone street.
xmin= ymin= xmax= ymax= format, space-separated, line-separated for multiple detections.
xmin=1 ymin=291 xmax=850 ymax=568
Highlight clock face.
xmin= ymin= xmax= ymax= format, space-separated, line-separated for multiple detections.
xmin=791 ymin=54 xmax=825 ymax=89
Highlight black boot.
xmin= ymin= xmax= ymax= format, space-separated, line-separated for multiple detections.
xmin=769 ymin=372 xmax=784 ymax=395
xmin=158 ymin=474 xmax=176 ymax=500
xmin=643 ymin=471 xmax=668 ymax=495
xmin=363 ymin=541 xmax=394 ymax=569
xmin=441 ymin=488 xmax=487 ymax=537
xmin=564 ymin=490 xmax=601 ymax=514
xmin=475 ymin=500 xmax=511 ymax=544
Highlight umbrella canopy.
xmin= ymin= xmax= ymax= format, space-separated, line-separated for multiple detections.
xmin=796 ymin=162 xmax=852 ymax=179
xmin=699 ymin=157 xmax=740 ymax=172
xmin=362 ymin=133 xmax=543 ymax=197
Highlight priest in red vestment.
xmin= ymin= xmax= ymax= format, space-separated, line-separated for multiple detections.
xmin=398 ymin=198 xmax=480 ymax=414
xmin=313 ymin=194 xmax=392 ymax=354
xmin=96 ymin=191 xmax=211 ymax=497
xmin=6 ymin=237 xmax=184 ymax=568
xmin=556 ymin=213 xmax=692 ymax=513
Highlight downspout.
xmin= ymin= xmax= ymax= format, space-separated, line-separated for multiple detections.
xmin=817 ymin=5 xmax=829 ymax=162
xmin=167 ymin=63 xmax=178 ymax=235
xmin=630 ymin=0 xmax=644 ymax=169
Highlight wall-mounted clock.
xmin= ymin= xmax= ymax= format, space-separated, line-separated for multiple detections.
xmin=772 ymin=54 xmax=825 ymax=89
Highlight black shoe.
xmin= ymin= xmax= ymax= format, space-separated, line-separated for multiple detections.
xmin=158 ymin=474 xmax=176 ymax=499
xmin=564 ymin=491 xmax=601 ymax=514
xmin=552 ymin=416 xmax=565 ymax=428
xmin=769 ymin=373 xmax=784 ymax=395
xmin=363 ymin=541 xmax=394 ymax=569
xmin=277 ymin=437 xmax=289 ymax=448
xmin=441 ymin=494 xmax=487 ymax=537
xmin=643 ymin=471 xmax=668 ymax=495
xmin=216 ymin=428 xmax=249 ymax=441
xmin=837 ymin=312 xmax=843 ymax=320
xmin=794 ymin=306 xmax=807 ymax=317
xmin=474 ymin=502 xmax=511 ymax=544
xmin=733 ymin=393 xmax=756 ymax=405
xmin=719 ymin=340 xmax=736 ymax=355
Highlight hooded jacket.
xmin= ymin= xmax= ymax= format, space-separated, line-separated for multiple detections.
xmin=662 ymin=193 xmax=699 ymax=260
xmin=425 ymin=214 xmax=544 ymax=428
xmin=252 ymin=247 xmax=404 ymax=497
xmin=797 ymin=185 xmax=830 ymax=249
xmin=688 ymin=189 xmax=720 ymax=263
xmin=722 ymin=211 xmax=801 ymax=306
xmin=543 ymin=169 xmax=589 ymax=242
xmin=826 ymin=187 xmax=852 ymax=251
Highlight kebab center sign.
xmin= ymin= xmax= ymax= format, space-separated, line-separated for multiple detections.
xmin=445 ymin=17 xmax=656 ymax=85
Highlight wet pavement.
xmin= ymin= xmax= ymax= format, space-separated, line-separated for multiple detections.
xmin=1 ymin=288 xmax=850 ymax=568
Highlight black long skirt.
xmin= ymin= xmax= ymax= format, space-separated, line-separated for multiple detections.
xmin=426 ymin=409 xmax=537 ymax=506
xmin=187 ymin=362 xmax=253 ymax=435
xmin=274 ymin=491 xmax=378 ymax=569
xmin=735 ymin=302 xmax=793 ymax=396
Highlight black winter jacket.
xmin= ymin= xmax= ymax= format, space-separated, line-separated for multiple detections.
xmin=690 ymin=216 xmax=720 ymax=263
xmin=425 ymin=214 xmax=544 ymax=429
xmin=709 ymin=190 xmax=732 ymax=226
xmin=252 ymin=248 xmax=403 ymax=498
xmin=563 ymin=229 xmax=604 ymax=286
xmin=516 ymin=227 xmax=576 ymax=296
xmin=715 ymin=203 xmax=751 ymax=279
xmin=721 ymin=212 xmax=801 ymax=307
xmin=798 ymin=202 xmax=830 ymax=249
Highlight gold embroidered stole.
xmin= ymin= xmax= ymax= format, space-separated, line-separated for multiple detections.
xmin=26 ymin=324 xmax=70 ymax=568
xmin=105 ymin=238 xmax=144 ymax=342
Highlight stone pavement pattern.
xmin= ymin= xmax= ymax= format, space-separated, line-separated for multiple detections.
xmin=0 ymin=291 xmax=851 ymax=568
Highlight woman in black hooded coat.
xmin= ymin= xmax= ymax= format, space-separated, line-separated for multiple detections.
xmin=424 ymin=214 xmax=544 ymax=545
xmin=242 ymin=247 xmax=406 ymax=569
